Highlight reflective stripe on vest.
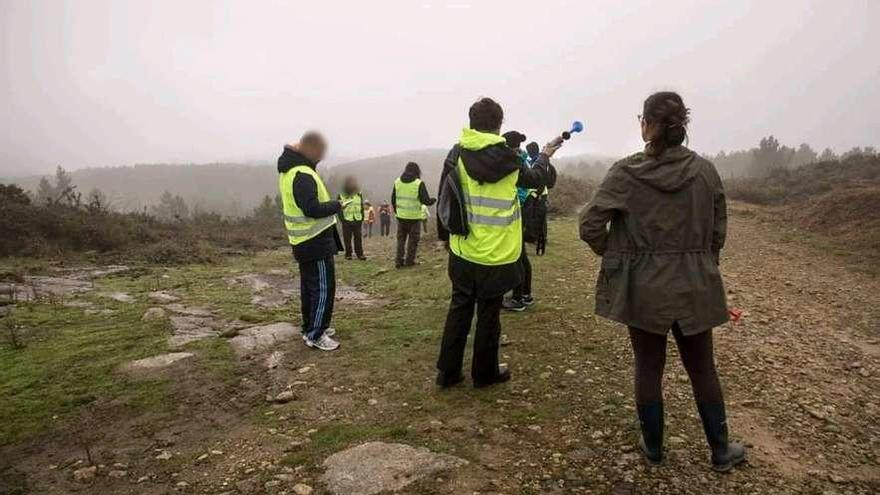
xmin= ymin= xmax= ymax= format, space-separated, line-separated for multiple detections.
xmin=278 ymin=165 xmax=337 ymax=246
xmin=339 ymin=192 xmax=363 ymax=221
xmin=449 ymin=128 xmax=522 ymax=266
xmin=394 ymin=177 xmax=423 ymax=219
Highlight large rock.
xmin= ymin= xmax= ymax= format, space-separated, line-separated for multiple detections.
xmin=229 ymin=323 xmax=299 ymax=356
xmin=148 ymin=290 xmax=180 ymax=303
xmin=168 ymin=316 xmax=219 ymax=347
xmin=320 ymin=442 xmax=467 ymax=495
xmin=101 ymin=292 xmax=135 ymax=303
xmin=165 ymin=303 xmax=214 ymax=317
xmin=227 ymin=272 xmax=298 ymax=309
xmin=121 ymin=352 xmax=194 ymax=373
xmin=142 ymin=307 xmax=166 ymax=321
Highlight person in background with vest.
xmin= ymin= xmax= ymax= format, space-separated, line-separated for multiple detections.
xmin=420 ymin=204 xmax=430 ymax=234
xmin=277 ymin=131 xmax=342 ymax=352
xmin=363 ymin=201 xmax=376 ymax=238
xmin=338 ymin=176 xmax=367 ymax=261
xmin=391 ymin=162 xmax=435 ymax=268
xmin=435 ymin=97 xmax=561 ymax=388
xmin=378 ymin=201 xmax=392 ymax=237
xmin=502 ymin=134 xmax=557 ymax=312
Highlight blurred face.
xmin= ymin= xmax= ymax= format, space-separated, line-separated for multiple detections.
xmin=299 ymin=136 xmax=327 ymax=163
xmin=344 ymin=177 xmax=359 ymax=192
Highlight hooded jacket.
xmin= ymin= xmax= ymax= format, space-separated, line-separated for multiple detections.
xmin=579 ymin=145 xmax=728 ymax=335
xmin=438 ymin=129 xmax=557 ymax=297
xmin=277 ymin=146 xmax=343 ymax=263
xmin=390 ymin=166 xmax=436 ymax=217
xmin=437 ymin=134 xmax=557 ymax=241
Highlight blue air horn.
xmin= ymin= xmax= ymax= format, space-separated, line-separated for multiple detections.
xmin=561 ymin=120 xmax=585 ymax=140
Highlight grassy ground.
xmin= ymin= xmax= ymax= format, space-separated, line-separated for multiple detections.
xmin=1 ymin=214 xmax=879 ymax=494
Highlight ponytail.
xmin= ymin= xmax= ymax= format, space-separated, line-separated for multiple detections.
xmin=643 ymin=92 xmax=690 ymax=157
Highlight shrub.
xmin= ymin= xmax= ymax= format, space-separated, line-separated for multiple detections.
xmin=548 ymin=174 xmax=598 ymax=216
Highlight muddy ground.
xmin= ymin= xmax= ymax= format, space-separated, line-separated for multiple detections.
xmin=1 ymin=204 xmax=878 ymax=495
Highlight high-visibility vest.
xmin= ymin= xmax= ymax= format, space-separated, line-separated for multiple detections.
xmin=339 ymin=192 xmax=363 ymax=221
xmin=278 ymin=165 xmax=337 ymax=246
xmin=449 ymin=128 xmax=522 ymax=266
xmin=394 ymin=178 xmax=423 ymax=220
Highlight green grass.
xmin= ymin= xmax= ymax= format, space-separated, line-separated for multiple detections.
xmin=0 ymin=300 xmax=169 ymax=444
xmin=0 ymin=217 xmax=613 ymax=457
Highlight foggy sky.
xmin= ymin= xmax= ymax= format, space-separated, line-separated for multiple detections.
xmin=1 ymin=0 xmax=878 ymax=176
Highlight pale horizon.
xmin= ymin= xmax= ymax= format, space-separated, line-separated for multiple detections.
xmin=2 ymin=0 xmax=878 ymax=177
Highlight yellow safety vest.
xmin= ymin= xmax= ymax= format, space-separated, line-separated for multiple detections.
xmin=278 ymin=165 xmax=337 ymax=245
xmin=450 ymin=128 xmax=522 ymax=266
xmin=339 ymin=192 xmax=364 ymax=221
xmin=420 ymin=204 xmax=429 ymax=220
xmin=394 ymin=177 xmax=423 ymax=220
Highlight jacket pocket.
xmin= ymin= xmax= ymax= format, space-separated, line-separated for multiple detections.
xmin=596 ymin=256 xmax=621 ymax=306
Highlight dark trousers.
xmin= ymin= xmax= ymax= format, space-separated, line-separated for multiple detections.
xmin=341 ymin=220 xmax=364 ymax=258
xmin=298 ymin=256 xmax=336 ymax=341
xmin=380 ymin=216 xmax=391 ymax=236
xmin=422 ymin=219 xmax=429 ymax=233
xmin=437 ymin=287 xmax=503 ymax=382
xmin=628 ymin=324 xmax=724 ymax=405
xmin=395 ymin=219 xmax=421 ymax=266
xmin=512 ymin=244 xmax=531 ymax=299
xmin=437 ymin=254 xmax=520 ymax=382
xmin=364 ymin=222 xmax=373 ymax=238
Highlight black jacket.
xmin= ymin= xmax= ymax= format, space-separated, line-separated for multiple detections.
xmin=277 ymin=146 xmax=343 ymax=263
xmin=436 ymin=143 xmax=557 ymax=241
xmin=390 ymin=170 xmax=435 ymax=219
xmin=438 ymin=141 xmax=557 ymax=296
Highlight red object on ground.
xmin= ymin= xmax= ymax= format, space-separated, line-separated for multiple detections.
xmin=728 ymin=308 xmax=743 ymax=322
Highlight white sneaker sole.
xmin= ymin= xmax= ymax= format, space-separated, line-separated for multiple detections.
xmin=305 ymin=340 xmax=340 ymax=351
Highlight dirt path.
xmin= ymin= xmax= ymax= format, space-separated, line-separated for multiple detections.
xmin=1 ymin=206 xmax=878 ymax=495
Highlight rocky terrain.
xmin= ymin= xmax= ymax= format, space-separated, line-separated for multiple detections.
xmin=0 ymin=203 xmax=878 ymax=494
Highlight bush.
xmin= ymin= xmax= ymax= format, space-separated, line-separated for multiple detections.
xmin=548 ymin=174 xmax=598 ymax=216
xmin=0 ymin=182 xmax=282 ymax=262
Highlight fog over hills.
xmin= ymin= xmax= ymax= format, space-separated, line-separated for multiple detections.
xmin=6 ymin=149 xmax=613 ymax=216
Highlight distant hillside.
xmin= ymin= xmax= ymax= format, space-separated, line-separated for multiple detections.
xmin=5 ymin=149 xmax=614 ymax=217
xmin=554 ymin=152 xmax=616 ymax=180
xmin=325 ymin=149 xmax=450 ymax=204
xmin=326 ymin=149 xmax=617 ymax=203
xmin=12 ymin=163 xmax=280 ymax=216
xmin=726 ymin=152 xmax=880 ymax=270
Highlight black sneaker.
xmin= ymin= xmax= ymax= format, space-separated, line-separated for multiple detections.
xmin=436 ymin=372 xmax=465 ymax=388
xmin=474 ymin=366 xmax=511 ymax=388
xmin=522 ymin=295 xmax=535 ymax=306
xmin=502 ymin=298 xmax=527 ymax=312
xmin=357 ymin=256 xmax=368 ymax=261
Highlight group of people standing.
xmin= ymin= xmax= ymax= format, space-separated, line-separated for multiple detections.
xmin=331 ymin=166 xmax=435 ymax=266
xmin=276 ymin=92 xmax=745 ymax=473
xmin=343 ymin=194 xmax=392 ymax=240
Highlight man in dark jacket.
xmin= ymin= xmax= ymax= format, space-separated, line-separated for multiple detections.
xmin=391 ymin=162 xmax=436 ymax=267
xmin=435 ymin=97 xmax=561 ymax=388
xmin=277 ymin=132 xmax=343 ymax=351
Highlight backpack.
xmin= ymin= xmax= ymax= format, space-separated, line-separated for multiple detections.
xmin=437 ymin=146 xmax=469 ymax=236
xmin=522 ymin=192 xmax=548 ymax=255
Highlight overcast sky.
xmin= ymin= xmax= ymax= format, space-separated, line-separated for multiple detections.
xmin=1 ymin=0 xmax=878 ymax=176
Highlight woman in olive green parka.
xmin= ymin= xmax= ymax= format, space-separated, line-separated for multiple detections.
xmin=580 ymin=92 xmax=746 ymax=473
